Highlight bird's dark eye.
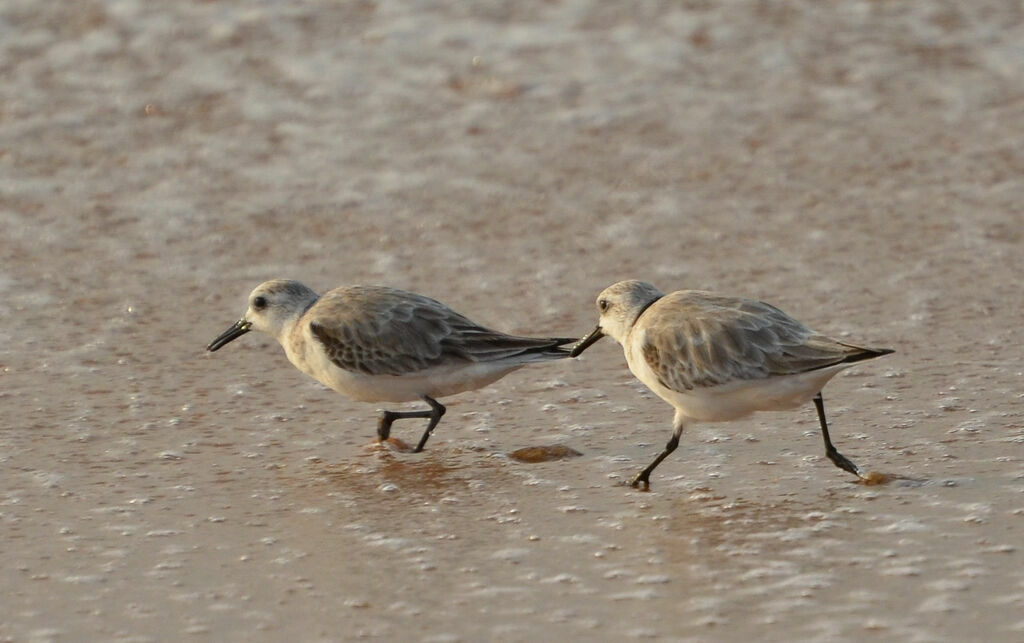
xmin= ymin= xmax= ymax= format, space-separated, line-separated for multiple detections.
xmin=252 ymin=296 xmax=267 ymax=311
xmin=598 ymin=299 xmax=609 ymax=312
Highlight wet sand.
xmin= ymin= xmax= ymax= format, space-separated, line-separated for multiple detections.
xmin=3 ymin=1 xmax=1023 ymax=640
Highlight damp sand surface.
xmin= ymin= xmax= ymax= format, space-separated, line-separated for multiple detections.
xmin=3 ymin=1 xmax=1024 ymax=640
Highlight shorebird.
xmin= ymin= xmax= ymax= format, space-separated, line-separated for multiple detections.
xmin=208 ymin=280 xmax=574 ymax=452
xmin=571 ymin=280 xmax=893 ymax=490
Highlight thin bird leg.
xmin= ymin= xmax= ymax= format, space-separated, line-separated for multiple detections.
xmin=377 ymin=408 xmax=434 ymax=441
xmin=631 ymin=416 xmax=685 ymax=491
xmin=813 ymin=392 xmax=861 ymax=477
xmin=413 ymin=395 xmax=447 ymax=453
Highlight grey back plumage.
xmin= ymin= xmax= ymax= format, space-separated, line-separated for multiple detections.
xmin=636 ymin=291 xmax=889 ymax=392
xmin=308 ymin=286 xmax=574 ymax=376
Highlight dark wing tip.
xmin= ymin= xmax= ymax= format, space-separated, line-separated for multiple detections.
xmin=495 ymin=336 xmax=579 ymax=360
xmin=841 ymin=345 xmax=894 ymax=364
xmin=533 ymin=337 xmax=579 ymax=357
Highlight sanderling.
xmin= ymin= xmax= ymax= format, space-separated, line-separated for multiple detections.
xmin=571 ymin=280 xmax=893 ymax=490
xmin=208 ymin=280 xmax=575 ymax=452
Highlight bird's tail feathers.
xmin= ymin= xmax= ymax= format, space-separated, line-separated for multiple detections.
xmin=836 ymin=343 xmax=894 ymax=364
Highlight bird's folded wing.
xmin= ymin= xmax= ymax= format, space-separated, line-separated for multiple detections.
xmin=639 ymin=295 xmax=864 ymax=392
xmin=310 ymin=287 xmax=568 ymax=376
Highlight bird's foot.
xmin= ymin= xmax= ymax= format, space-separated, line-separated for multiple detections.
xmin=376 ymin=418 xmax=391 ymax=441
xmin=629 ymin=472 xmax=652 ymax=491
xmin=827 ymin=448 xmax=861 ymax=478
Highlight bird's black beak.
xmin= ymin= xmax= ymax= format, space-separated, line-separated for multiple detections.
xmin=570 ymin=325 xmax=605 ymax=357
xmin=207 ymin=319 xmax=252 ymax=352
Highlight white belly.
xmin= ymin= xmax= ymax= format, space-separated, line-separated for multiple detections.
xmin=316 ymin=361 xmax=525 ymax=403
xmin=628 ymin=357 xmax=849 ymax=422
xmin=284 ymin=330 xmax=525 ymax=403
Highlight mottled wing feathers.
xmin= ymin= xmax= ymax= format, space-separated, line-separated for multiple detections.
xmin=309 ymin=286 xmax=572 ymax=376
xmin=638 ymin=291 xmax=879 ymax=392
xmin=440 ymin=321 xmax=575 ymax=364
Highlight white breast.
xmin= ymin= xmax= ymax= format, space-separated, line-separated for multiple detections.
xmin=624 ymin=339 xmax=850 ymax=422
xmin=281 ymin=323 xmax=526 ymax=403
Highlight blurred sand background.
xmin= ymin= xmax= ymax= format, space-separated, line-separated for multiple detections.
xmin=2 ymin=1 xmax=1023 ymax=640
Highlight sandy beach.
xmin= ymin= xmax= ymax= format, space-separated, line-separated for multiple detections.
xmin=3 ymin=1 xmax=1023 ymax=640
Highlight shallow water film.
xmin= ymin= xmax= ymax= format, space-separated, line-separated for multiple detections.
xmin=3 ymin=1 xmax=1023 ymax=641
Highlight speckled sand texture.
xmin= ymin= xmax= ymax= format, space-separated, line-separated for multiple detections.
xmin=3 ymin=1 xmax=1023 ymax=640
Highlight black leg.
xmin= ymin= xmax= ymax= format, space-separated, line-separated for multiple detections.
xmin=626 ymin=413 xmax=684 ymax=489
xmin=377 ymin=408 xmax=433 ymax=441
xmin=630 ymin=433 xmax=679 ymax=490
xmin=413 ymin=395 xmax=446 ymax=453
xmin=813 ymin=392 xmax=861 ymax=477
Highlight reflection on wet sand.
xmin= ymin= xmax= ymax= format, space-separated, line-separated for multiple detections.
xmin=508 ymin=444 xmax=584 ymax=463
xmin=856 ymin=471 xmax=928 ymax=486
xmin=314 ymin=451 xmax=471 ymax=497
xmin=3 ymin=0 xmax=1023 ymax=639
